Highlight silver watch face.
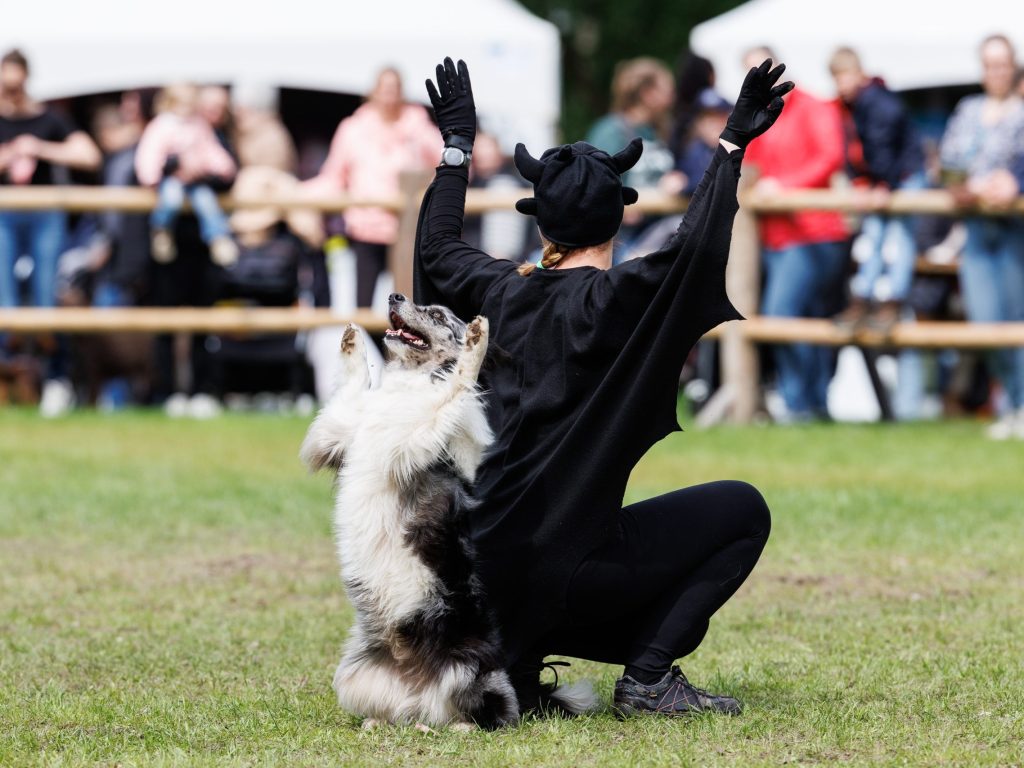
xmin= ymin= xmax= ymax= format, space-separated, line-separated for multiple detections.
xmin=442 ymin=146 xmax=467 ymax=166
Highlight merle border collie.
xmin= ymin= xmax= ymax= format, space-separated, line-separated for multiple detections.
xmin=300 ymin=294 xmax=526 ymax=729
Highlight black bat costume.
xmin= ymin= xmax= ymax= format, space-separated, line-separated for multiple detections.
xmin=413 ymin=58 xmax=791 ymax=714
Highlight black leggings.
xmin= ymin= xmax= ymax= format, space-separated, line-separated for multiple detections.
xmin=541 ymin=480 xmax=770 ymax=682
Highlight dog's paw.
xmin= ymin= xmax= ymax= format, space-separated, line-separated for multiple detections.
xmin=361 ymin=717 xmax=383 ymax=731
xmin=457 ymin=316 xmax=489 ymax=381
xmin=340 ymin=324 xmax=361 ymax=356
xmin=464 ymin=316 xmax=488 ymax=350
xmin=450 ymin=721 xmax=477 ymax=733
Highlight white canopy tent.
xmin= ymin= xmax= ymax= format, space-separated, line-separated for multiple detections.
xmin=2 ymin=0 xmax=560 ymax=150
xmin=691 ymin=0 xmax=1023 ymax=99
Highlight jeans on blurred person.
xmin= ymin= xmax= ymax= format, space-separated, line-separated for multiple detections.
xmin=92 ymin=279 xmax=134 ymax=408
xmin=960 ymin=218 xmax=1024 ymax=409
xmin=762 ymin=240 xmax=848 ymax=418
xmin=0 ymin=210 xmax=66 ymax=307
xmin=849 ymin=175 xmax=927 ymax=304
xmin=151 ymin=178 xmax=230 ymax=244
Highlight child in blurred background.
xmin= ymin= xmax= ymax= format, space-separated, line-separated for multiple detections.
xmin=134 ymin=83 xmax=238 ymax=266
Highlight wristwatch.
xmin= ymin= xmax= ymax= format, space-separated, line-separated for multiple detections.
xmin=441 ymin=146 xmax=471 ymax=167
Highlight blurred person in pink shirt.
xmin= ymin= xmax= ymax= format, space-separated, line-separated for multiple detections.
xmin=135 ymin=83 xmax=238 ymax=267
xmin=307 ymin=67 xmax=440 ymax=307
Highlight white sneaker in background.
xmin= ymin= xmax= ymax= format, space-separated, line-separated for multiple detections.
xmin=151 ymin=229 xmax=177 ymax=263
xmin=164 ymin=392 xmax=190 ymax=418
xmin=210 ymin=236 xmax=239 ymax=267
xmin=985 ymin=410 xmax=1020 ymax=441
xmin=294 ymin=393 xmax=316 ymax=417
xmin=39 ymin=379 xmax=74 ymax=418
xmin=187 ymin=393 xmax=223 ymax=419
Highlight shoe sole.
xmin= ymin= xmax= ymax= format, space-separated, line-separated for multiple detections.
xmin=612 ymin=701 xmax=740 ymax=719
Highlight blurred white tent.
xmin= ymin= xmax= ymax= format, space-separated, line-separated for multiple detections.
xmin=691 ymin=0 xmax=1024 ymax=99
xmin=2 ymin=0 xmax=560 ymax=149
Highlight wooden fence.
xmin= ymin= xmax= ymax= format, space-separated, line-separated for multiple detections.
xmin=1 ymin=178 xmax=1023 ymax=423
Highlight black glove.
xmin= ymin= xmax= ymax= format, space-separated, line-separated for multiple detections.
xmin=720 ymin=59 xmax=794 ymax=148
xmin=425 ymin=57 xmax=476 ymax=151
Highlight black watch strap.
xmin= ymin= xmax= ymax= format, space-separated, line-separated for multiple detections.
xmin=443 ymin=133 xmax=474 ymax=153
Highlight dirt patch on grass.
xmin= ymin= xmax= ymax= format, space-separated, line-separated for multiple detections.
xmin=762 ymin=567 xmax=1004 ymax=602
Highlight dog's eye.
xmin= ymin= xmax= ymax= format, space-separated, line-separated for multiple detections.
xmin=430 ymin=310 xmax=444 ymax=322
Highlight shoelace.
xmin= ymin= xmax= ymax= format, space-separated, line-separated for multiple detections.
xmin=670 ymin=665 xmax=712 ymax=698
xmin=541 ymin=660 xmax=571 ymax=689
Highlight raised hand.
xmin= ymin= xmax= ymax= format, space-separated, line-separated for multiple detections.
xmin=721 ymin=59 xmax=794 ymax=148
xmin=425 ymin=57 xmax=476 ymax=149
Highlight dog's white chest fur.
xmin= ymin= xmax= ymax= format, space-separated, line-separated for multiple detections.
xmin=334 ymin=371 xmax=490 ymax=625
xmin=301 ymin=327 xmax=493 ymax=631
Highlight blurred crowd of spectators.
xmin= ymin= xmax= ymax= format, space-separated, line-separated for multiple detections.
xmin=580 ymin=36 xmax=1024 ymax=438
xmin=1 ymin=38 xmax=1023 ymax=437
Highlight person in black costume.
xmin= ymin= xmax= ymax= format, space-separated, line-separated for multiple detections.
xmin=414 ymin=58 xmax=793 ymax=718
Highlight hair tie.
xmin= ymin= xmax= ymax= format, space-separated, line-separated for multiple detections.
xmin=535 ymin=259 xmax=546 ymax=270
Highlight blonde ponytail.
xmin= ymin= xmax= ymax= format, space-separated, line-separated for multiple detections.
xmin=517 ymin=241 xmax=574 ymax=276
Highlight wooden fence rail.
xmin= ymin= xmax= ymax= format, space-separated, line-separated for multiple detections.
xmin=1 ymin=182 xmax=1022 ymax=422
xmin=2 ymin=308 xmax=1021 ymax=350
xmin=1 ymin=185 xmax=1022 ymax=216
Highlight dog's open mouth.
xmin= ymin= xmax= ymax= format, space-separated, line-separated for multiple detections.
xmin=386 ymin=311 xmax=430 ymax=350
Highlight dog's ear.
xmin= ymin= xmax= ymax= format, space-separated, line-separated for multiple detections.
xmin=300 ymin=414 xmax=347 ymax=473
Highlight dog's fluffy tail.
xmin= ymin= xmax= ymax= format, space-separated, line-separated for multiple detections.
xmin=541 ymin=679 xmax=601 ymax=716
xmin=461 ymin=669 xmax=520 ymax=730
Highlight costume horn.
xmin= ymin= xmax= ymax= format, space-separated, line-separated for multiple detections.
xmin=611 ymin=137 xmax=643 ymax=174
xmin=515 ymin=197 xmax=539 ymax=216
xmin=514 ymin=143 xmax=544 ymax=183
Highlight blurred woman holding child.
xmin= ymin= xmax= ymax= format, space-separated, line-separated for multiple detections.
xmin=134 ymin=83 xmax=239 ymax=267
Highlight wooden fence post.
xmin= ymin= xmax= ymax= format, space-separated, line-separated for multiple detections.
xmin=389 ymin=170 xmax=434 ymax=299
xmin=699 ymin=169 xmax=762 ymax=426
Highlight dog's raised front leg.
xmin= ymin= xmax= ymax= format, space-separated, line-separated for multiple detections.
xmin=299 ymin=326 xmax=369 ymax=473
xmin=337 ymin=324 xmax=371 ymax=393
xmin=454 ymin=316 xmax=489 ymax=387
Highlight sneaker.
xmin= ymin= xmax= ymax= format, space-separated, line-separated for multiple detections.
xmin=210 ymin=236 xmax=239 ymax=267
xmin=613 ymin=666 xmax=742 ymax=718
xmin=864 ymin=300 xmax=902 ymax=335
xmin=986 ymin=408 xmax=1024 ymax=441
xmin=151 ymin=229 xmax=176 ymax=263
xmin=187 ymin=393 xmax=223 ymax=419
xmin=39 ymin=378 xmax=74 ymax=418
xmin=163 ymin=392 xmax=190 ymax=418
xmin=833 ymin=298 xmax=871 ymax=333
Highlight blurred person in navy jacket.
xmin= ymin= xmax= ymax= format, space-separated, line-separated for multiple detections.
xmin=829 ymin=47 xmax=925 ymax=333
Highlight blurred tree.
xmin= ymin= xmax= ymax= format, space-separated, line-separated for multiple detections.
xmin=518 ymin=0 xmax=746 ymax=142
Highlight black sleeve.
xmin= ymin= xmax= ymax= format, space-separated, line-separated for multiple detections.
xmin=598 ymin=145 xmax=742 ymax=325
xmin=413 ymin=165 xmax=517 ymax=319
xmin=44 ymin=109 xmax=76 ymax=142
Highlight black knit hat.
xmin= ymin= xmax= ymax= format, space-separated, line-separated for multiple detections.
xmin=514 ymin=138 xmax=643 ymax=248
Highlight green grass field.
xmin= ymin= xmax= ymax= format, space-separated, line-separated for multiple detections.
xmin=1 ymin=410 xmax=1022 ymax=767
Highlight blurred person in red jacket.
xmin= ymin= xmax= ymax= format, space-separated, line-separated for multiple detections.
xmin=743 ymin=45 xmax=849 ymax=422
xmin=306 ymin=67 xmax=440 ymax=307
